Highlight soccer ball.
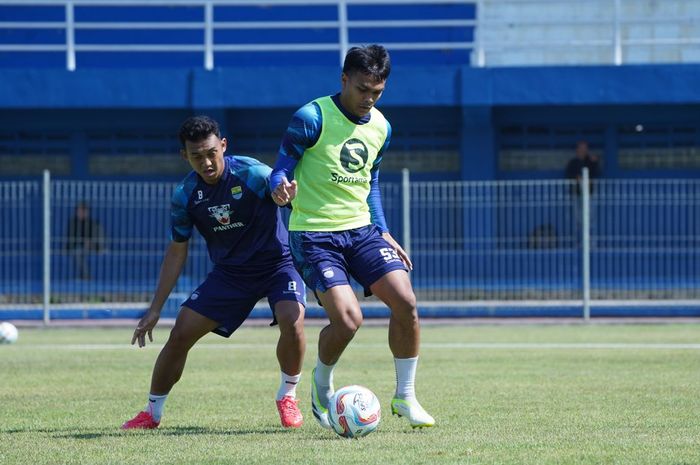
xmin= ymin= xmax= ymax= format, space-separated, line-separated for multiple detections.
xmin=0 ymin=322 xmax=18 ymax=344
xmin=328 ymin=385 xmax=381 ymax=438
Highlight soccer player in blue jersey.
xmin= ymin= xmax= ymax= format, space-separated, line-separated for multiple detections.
xmin=122 ymin=116 xmax=307 ymax=430
xmin=270 ymin=45 xmax=434 ymax=429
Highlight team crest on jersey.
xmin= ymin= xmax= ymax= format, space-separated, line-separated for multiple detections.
xmin=230 ymin=186 xmax=242 ymax=200
xmin=208 ymin=204 xmax=232 ymax=225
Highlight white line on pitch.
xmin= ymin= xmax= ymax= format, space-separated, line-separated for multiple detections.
xmin=16 ymin=342 xmax=700 ymax=350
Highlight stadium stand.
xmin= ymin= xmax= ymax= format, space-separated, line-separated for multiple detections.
xmin=0 ymin=0 xmax=699 ymax=320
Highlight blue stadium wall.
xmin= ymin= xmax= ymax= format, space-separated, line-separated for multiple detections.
xmin=1 ymin=1 xmax=699 ymax=182
xmin=1 ymin=64 xmax=700 ymax=182
xmin=2 ymin=3 xmax=699 ymax=320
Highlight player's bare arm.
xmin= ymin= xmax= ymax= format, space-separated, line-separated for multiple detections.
xmin=131 ymin=240 xmax=189 ymax=347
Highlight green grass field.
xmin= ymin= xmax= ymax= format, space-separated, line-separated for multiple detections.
xmin=1 ymin=322 xmax=699 ymax=465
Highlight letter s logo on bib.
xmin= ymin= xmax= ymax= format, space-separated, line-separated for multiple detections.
xmin=340 ymin=138 xmax=368 ymax=173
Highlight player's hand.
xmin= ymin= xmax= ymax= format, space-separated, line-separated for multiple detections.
xmin=271 ymin=178 xmax=297 ymax=206
xmin=382 ymin=232 xmax=413 ymax=271
xmin=131 ymin=310 xmax=159 ymax=348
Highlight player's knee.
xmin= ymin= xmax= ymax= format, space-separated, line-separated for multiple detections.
xmin=275 ymin=304 xmax=305 ymax=332
xmin=336 ymin=310 xmax=363 ymax=337
xmin=396 ymin=290 xmax=417 ymax=313
xmin=404 ymin=290 xmax=417 ymax=311
xmin=280 ymin=316 xmax=305 ymax=336
xmin=335 ymin=324 xmax=359 ymax=342
xmin=279 ymin=323 xmax=304 ymax=345
xmin=166 ymin=326 xmax=197 ymax=351
xmin=391 ymin=292 xmax=418 ymax=321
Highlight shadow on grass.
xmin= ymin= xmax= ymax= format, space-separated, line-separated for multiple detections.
xmin=4 ymin=425 xmax=292 ymax=439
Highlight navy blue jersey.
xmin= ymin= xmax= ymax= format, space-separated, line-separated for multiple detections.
xmin=170 ymin=155 xmax=290 ymax=272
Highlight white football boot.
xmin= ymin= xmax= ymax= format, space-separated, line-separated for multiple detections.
xmin=391 ymin=397 xmax=435 ymax=429
xmin=310 ymin=368 xmax=333 ymax=430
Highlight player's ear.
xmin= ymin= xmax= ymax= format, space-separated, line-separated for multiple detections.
xmin=221 ymin=137 xmax=227 ymax=153
xmin=180 ymin=149 xmax=188 ymax=161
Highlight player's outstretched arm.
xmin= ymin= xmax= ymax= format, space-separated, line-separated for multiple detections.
xmin=271 ymin=177 xmax=297 ymax=206
xmin=382 ymin=232 xmax=413 ymax=271
xmin=131 ymin=240 xmax=189 ymax=347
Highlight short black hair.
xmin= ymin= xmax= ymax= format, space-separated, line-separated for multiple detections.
xmin=342 ymin=44 xmax=391 ymax=82
xmin=178 ymin=115 xmax=221 ymax=148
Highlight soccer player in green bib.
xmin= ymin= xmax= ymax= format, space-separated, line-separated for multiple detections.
xmin=270 ymin=44 xmax=434 ymax=430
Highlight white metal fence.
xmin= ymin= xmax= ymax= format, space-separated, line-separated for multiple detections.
xmin=1 ymin=0 xmax=476 ymax=70
xmin=0 ymin=171 xmax=698 ymax=321
xmin=402 ymin=172 xmax=700 ymax=319
xmin=2 ymin=0 xmax=699 ymax=69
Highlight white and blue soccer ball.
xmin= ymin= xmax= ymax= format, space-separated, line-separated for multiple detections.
xmin=0 ymin=322 xmax=18 ymax=344
xmin=328 ymin=385 xmax=381 ymax=438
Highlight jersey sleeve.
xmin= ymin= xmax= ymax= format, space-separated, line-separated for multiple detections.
xmin=373 ymin=118 xmax=391 ymax=169
xmin=234 ymin=156 xmax=273 ymax=199
xmin=367 ymin=120 xmax=391 ymax=232
xmin=271 ymin=101 xmax=322 ymax=191
xmin=170 ymin=182 xmax=193 ymax=242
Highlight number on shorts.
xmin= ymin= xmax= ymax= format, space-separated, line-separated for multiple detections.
xmin=379 ymin=247 xmax=399 ymax=262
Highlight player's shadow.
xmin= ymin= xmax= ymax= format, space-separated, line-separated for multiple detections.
xmin=72 ymin=425 xmax=287 ymax=439
xmin=5 ymin=425 xmax=290 ymax=439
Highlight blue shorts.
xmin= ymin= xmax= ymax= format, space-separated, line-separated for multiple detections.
xmin=182 ymin=259 xmax=306 ymax=338
xmin=288 ymin=224 xmax=407 ymax=295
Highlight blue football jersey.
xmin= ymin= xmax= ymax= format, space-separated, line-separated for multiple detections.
xmin=170 ymin=155 xmax=290 ymax=272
